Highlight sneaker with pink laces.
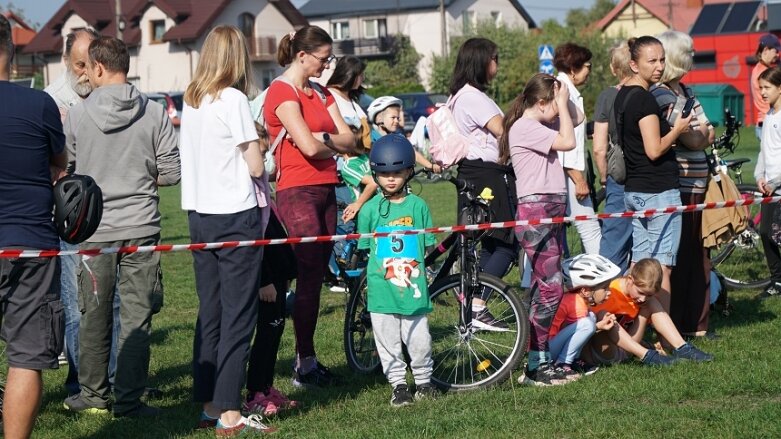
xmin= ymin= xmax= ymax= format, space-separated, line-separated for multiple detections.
xmin=266 ymin=387 xmax=299 ymax=413
xmin=243 ymin=388 xmax=299 ymax=417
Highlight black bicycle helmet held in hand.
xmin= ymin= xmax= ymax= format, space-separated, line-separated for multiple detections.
xmin=53 ymin=174 xmax=103 ymax=244
xmin=369 ymin=133 xmax=416 ymax=173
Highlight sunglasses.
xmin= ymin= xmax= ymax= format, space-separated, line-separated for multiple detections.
xmin=309 ymin=53 xmax=336 ymax=65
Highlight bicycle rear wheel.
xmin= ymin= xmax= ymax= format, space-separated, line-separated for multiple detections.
xmin=428 ymin=273 xmax=528 ymax=391
xmin=710 ymin=184 xmax=771 ymax=289
xmin=343 ymin=274 xmax=382 ymax=374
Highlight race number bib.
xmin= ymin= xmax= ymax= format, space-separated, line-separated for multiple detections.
xmin=375 ymin=226 xmax=420 ymax=260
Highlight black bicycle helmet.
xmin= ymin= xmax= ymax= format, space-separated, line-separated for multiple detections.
xmin=369 ymin=134 xmax=416 ymax=173
xmin=53 ymin=174 xmax=104 ymax=244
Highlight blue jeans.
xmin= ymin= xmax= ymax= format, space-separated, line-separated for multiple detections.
xmin=599 ymin=177 xmax=633 ymax=273
xmin=549 ymin=313 xmax=597 ymax=365
xmin=60 ymin=240 xmax=81 ymax=395
xmin=624 ymin=189 xmax=682 ymax=266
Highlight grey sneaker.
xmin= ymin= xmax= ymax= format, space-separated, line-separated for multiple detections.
xmin=62 ymin=394 xmax=109 ymax=415
xmin=390 ymin=384 xmax=413 ymax=407
xmin=641 ymin=349 xmax=677 ymax=366
xmin=414 ymin=383 xmax=439 ymax=400
xmin=672 ymin=343 xmax=714 ymax=362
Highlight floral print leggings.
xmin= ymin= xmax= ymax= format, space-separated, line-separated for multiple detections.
xmin=515 ymin=194 xmax=567 ymax=353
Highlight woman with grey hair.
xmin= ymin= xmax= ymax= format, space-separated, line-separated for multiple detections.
xmin=651 ymin=30 xmax=715 ymax=339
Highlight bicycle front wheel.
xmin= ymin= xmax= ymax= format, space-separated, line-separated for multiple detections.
xmin=428 ymin=273 xmax=528 ymax=391
xmin=710 ymin=184 xmax=771 ymax=289
xmin=343 ymin=274 xmax=382 ymax=374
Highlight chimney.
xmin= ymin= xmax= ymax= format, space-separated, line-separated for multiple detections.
xmin=687 ymin=0 xmax=704 ymax=7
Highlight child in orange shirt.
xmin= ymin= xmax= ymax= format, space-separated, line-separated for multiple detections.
xmin=584 ymin=258 xmax=713 ymax=366
xmin=543 ymin=255 xmax=620 ymax=385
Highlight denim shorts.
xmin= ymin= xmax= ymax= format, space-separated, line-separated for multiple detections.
xmin=624 ymin=189 xmax=682 ymax=266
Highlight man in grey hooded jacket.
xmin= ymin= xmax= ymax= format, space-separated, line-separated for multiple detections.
xmin=62 ymin=36 xmax=180 ymax=418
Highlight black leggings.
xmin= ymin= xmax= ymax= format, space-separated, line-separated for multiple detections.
xmin=246 ymin=279 xmax=287 ymax=394
xmin=478 ymin=236 xmax=517 ymax=300
xmin=760 ymin=202 xmax=781 ymax=283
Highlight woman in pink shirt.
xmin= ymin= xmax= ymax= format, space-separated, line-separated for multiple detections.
xmin=500 ymin=73 xmax=583 ymax=386
xmin=449 ymin=38 xmax=517 ymax=331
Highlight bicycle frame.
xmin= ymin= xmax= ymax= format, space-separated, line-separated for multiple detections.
xmin=423 ymin=175 xmax=493 ymax=333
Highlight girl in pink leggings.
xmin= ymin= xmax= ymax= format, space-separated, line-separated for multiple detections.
xmin=499 ymin=73 xmax=584 ymax=386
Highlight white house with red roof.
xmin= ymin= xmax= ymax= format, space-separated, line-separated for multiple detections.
xmin=24 ymin=0 xmax=307 ymax=92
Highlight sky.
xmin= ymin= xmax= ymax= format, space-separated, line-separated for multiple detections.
xmin=2 ymin=0 xmax=598 ymax=30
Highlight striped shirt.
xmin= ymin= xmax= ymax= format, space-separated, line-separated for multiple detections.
xmin=651 ymin=83 xmax=713 ymax=194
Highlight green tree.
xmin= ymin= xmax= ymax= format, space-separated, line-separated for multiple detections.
xmin=565 ymin=0 xmax=617 ymax=30
xmin=364 ymin=34 xmax=425 ymax=97
xmin=429 ymin=19 xmax=621 ymax=112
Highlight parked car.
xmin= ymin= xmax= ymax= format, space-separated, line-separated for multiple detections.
xmin=397 ymin=93 xmax=447 ymax=132
xmin=147 ymin=92 xmax=182 ymax=127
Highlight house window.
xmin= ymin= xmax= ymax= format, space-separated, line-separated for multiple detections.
xmin=462 ymin=11 xmax=476 ymax=32
xmin=363 ymin=18 xmax=387 ymax=39
xmin=262 ymin=69 xmax=275 ymax=89
xmin=692 ymin=51 xmax=716 ymax=70
xmin=491 ymin=11 xmax=502 ymax=27
xmin=150 ymin=20 xmax=166 ymax=43
xmin=238 ymin=13 xmax=255 ymax=38
xmin=331 ymin=21 xmax=350 ymax=40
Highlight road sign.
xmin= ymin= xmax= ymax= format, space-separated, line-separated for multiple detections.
xmin=538 ymin=44 xmax=554 ymax=61
xmin=539 ymin=59 xmax=554 ymax=74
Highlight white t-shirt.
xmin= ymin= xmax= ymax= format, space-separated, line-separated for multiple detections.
xmin=329 ymin=88 xmax=366 ymax=128
xmin=556 ymin=73 xmax=586 ymax=172
xmin=180 ymin=87 xmax=260 ymax=214
xmin=758 ymin=108 xmax=781 ymax=182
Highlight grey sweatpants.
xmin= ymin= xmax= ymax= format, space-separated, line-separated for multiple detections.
xmin=370 ymin=312 xmax=433 ymax=387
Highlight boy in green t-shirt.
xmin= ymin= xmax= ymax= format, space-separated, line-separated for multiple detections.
xmin=357 ymin=134 xmax=438 ymax=407
xmin=340 ymin=151 xmax=378 ymax=223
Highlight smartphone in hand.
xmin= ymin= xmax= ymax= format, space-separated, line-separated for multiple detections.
xmin=681 ymin=96 xmax=696 ymax=118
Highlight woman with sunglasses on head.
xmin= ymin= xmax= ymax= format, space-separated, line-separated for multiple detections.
xmin=554 ymin=42 xmax=602 ymax=255
xmin=652 ymin=31 xmax=715 ymax=340
xmin=264 ymin=25 xmax=358 ymax=388
xmin=448 ymin=38 xmax=517 ymax=332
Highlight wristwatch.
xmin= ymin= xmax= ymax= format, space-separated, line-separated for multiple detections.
xmin=322 ymin=133 xmax=331 ymax=144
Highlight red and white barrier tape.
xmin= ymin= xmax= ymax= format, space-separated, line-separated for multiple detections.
xmin=3 ymin=195 xmax=778 ymax=259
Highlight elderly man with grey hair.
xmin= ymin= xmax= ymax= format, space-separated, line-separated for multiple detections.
xmin=44 ymin=27 xmax=99 ymax=398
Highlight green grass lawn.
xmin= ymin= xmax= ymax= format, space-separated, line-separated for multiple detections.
xmin=28 ymin=127 xmax=781 ymax=437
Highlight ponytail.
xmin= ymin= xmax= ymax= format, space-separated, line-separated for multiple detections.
xmin=498 ymin=95 xmax=526 ymax=165
xmin=276 ymin=26 xmax=333 ymax=67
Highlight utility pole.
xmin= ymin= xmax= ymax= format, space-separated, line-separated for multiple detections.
xmin=667 ymin=0 xmax=674 ymax=29
xmin=439 ymin=0 xmax=447 ymax=56
xmin=115 ymin=0 xmax=123 ymax=40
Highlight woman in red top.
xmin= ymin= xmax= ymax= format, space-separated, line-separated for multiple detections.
xmin=263 ymin=25 xmax=358 ymax=388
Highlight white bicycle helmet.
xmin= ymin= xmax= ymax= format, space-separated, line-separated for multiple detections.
xmin=367 ymin=96 xmax=402 ymax=123
xmin=562 ymin=254 xmax=622 ymax=288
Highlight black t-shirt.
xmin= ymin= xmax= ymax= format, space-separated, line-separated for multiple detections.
xmin=0 ymin=81 xmax=64 ymax=249
xmin=615 ymin=85 xmax=678 ymax=193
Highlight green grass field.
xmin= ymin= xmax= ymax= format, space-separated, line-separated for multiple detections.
xmin=25 ymin=127 xmax=781 ymax=438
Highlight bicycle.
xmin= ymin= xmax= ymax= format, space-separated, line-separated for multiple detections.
xmin=706 ymin=109 xmax=771 ymax=290
xmin=343 ymin=172 xmax=529 ymax=391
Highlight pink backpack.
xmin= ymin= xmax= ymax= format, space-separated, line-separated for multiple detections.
xmin=426 ymin=90 xmax=471 ymax=168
